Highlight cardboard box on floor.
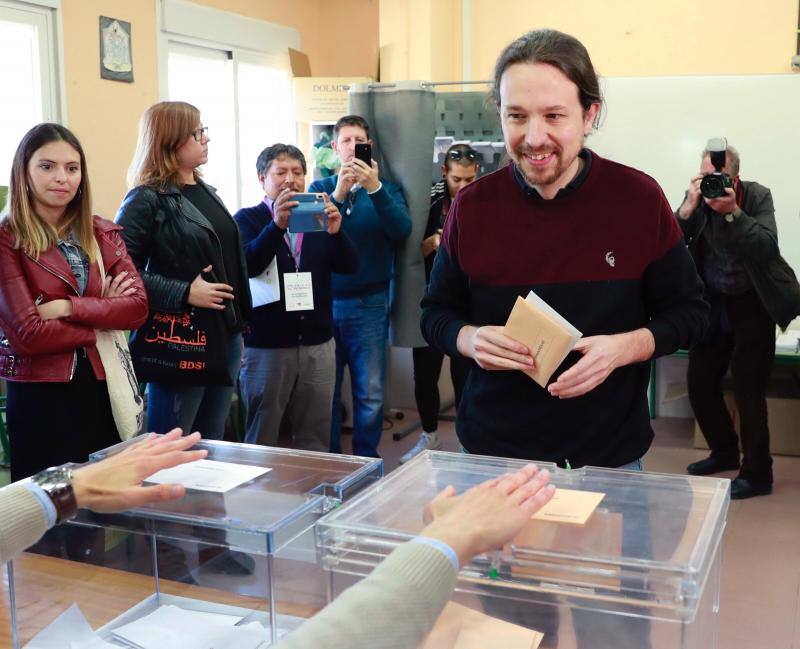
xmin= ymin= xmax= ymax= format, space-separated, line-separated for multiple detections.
xmin=693 ymin=374 xmax=800 ymax=456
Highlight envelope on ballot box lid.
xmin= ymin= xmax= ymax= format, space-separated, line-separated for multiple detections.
xmin=503 ymin=292 xmax=582 ymax=388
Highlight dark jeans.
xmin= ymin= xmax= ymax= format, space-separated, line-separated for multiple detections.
xmin=412 ymin=346 xmax=470 ymax=432
xmin=687 ymin=291 xmax=775 ymax=483
xmin=148 ymin=332 xmax=243 ymax=440
xmin=330 ymin=289 xmax=390 ymax=457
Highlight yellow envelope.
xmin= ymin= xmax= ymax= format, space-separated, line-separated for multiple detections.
xmin=419 ymin=601 xmax=543 ymax=649
xmin=503 ymin=296 xmax=578 ymax=387
xmin=532 ymin=488 xmax=605 ymax=525
xmin=509 ymin=511 xmax=623 ymax=590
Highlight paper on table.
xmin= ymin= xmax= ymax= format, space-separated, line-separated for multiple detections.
xmin=531 ymin=488 xmax=605 ymax=525
xmin=503 ymin=292 xmax=582 ymax=388
xmin=420 ymin=601 xmax=543 ymax=649
xmin=25 ymin=604 xmax=98 ymax=649
xmin=69 ymin=639 xmax=120 ymax=649
xmin=249 ymin=257 xmax=280 ymax=308
xmin=111 ymin=605 xmax=263 ymax=649
xmin=145 ymin=458 xmax=271 ymax=493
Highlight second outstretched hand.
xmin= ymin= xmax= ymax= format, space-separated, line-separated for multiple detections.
xmin=72 ymin=428 xmax=207 ymax=513
xmin=419 ymin=464 xmax=554 ymax=566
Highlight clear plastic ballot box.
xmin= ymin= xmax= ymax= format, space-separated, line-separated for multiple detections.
xmin=4 ymin=439 xmax=382 ymax=648
xmin=317 ymin=451 xmax=730 ymax=649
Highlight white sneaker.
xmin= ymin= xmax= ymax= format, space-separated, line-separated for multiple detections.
xmin=399 ymin=432 xmax=442 ymax=463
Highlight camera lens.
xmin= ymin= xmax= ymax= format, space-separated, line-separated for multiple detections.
xmin=700 ymin=174 xmax=726 ymax=199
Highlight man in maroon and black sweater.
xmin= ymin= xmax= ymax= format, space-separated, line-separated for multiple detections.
xmin=421 ymin=28 xmax=709 ymax=648
xmin=421 ymin=30 xmax=708 ymax=471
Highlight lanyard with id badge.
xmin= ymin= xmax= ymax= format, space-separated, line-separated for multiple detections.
xmin=285 ymin=193 xmax=326 ymax=312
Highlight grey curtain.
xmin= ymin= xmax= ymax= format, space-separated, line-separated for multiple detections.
xmin=349 ymin=81 xmax=435 ymax=348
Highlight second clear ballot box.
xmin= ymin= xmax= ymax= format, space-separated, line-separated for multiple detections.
xmin=317 ymin=450 xmax=730 ymax=649
xmin=4 ymin=439 xmax=382 ymax=648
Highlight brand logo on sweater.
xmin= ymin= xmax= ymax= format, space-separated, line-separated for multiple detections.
xmin=605 ymin=251 xmax=615 ymax=267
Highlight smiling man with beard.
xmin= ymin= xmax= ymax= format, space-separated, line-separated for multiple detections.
xmin=421 ymin=28 xmax=708 ymax=473
xmin=420 ymin=30 xmax=709 ymax=647
xmin=422 ymin=29 xmax=708 ymax=468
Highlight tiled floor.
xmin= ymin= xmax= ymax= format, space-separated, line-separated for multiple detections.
xmin=341 ymin=411 xmax=800 ymax=649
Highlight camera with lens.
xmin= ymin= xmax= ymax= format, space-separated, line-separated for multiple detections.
xmin=700 ymin=137 xmax=733 ymax=199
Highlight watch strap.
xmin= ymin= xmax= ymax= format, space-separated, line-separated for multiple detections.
xmin=32 ymin=464 xmax=78 ymax=524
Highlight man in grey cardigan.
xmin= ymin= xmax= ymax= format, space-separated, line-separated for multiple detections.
xmin=677 ymin=142 xmax=800 ymax=499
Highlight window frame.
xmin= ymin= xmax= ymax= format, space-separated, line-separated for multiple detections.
xmin=155 ymin=0 xmax=299 ymax=210
xmin=0 ymin=0 xmax=67 ymax=123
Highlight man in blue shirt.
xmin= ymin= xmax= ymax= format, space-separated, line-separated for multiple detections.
xmin=309 ymin=115 xmax=411 ymax=457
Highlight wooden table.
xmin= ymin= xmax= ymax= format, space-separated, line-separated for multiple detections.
xmin=1 ymin=552 xmax=315 ymax=647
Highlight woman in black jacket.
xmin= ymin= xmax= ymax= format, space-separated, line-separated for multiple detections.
xmin=116 ymin=101 xmax=251 ymax=439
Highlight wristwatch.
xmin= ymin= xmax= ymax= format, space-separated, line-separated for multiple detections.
xmin=31 ymin=464 xmax=79 ymax=524
xmin=724 ymin=208 xmax=742 ymax=223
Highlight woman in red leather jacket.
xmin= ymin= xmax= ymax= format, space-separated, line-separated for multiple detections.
xmin=0 ymin=123 xmax=148 ymax=491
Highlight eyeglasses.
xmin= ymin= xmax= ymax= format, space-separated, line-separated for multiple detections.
xmin=191 ymin=126 xmax=209 ymax=142
xmin=447 ymin=149 xmax=479 ymax=162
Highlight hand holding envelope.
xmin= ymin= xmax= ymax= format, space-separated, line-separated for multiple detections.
xmin=503 ymin=291 xmax=582 ymax=388
xmin=502 ymin=291 xmax=655 ymax=396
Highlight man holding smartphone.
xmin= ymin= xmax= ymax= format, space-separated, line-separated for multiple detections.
xmin=309 ymin=115 xmax=411 ymax=458
xmin=234 ymin=144 xmax=358 ymax=451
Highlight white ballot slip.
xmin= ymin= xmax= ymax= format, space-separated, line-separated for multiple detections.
xmin=145 ymin=459 xmax=271 ymax=493
xmin=111 ymin=605 xmax=263 ymax=649
xmin=25 ymin=604 xmax=117 ymax=649
xmin=249 ymin=257 xmax=280 ymax=308
xmin=525 ymin=290 xmax=582 ymax=342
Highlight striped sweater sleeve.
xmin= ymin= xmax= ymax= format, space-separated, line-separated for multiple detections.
xmin=0 ymin=484 xmax=50 ymax=564
xmin=276 ymin=542 xmax=457 ymax=649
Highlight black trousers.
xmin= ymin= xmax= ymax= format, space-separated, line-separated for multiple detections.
xmin=7 ymin=352 xmax=119 ymax=564
xmin=412 ymin=346 xmax=470 ymax=432
xmin=687 ymin=291 xmax=775 ymax=483
xmin=7 ymin=352 xmax=119 ymax=481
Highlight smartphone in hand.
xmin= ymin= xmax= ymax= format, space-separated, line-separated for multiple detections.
xmin=354 ymin=143 xmax=372 ymax=166
xmin=289 ymin=193 xmax=328 ymax=233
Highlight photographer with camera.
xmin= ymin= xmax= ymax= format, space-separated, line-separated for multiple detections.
xmin=235 ymin=144 xmax=357 ymax=451
xmin=677 ymin=139 xmax=800 ymax=499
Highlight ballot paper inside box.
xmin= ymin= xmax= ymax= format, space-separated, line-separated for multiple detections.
xmin=317 ymin=450 xmax=730 ymax=649
xmin=7 ymin=439 xmax=382 ymax=648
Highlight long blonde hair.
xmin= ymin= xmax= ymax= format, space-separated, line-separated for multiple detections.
xmin=128 ymin=101 xmax=202 ymax=190
xmin=4 ymin=123 xmax=96 ymax=262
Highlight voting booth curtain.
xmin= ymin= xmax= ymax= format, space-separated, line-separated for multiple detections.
xmin=349 ymin=81 xmax=435 ymax=348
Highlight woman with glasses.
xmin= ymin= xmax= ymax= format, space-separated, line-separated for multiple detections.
xmin=116 ymin=101 xmax=251 ymax=440
xmin=401 ymin=144 xmax=480 ymax=463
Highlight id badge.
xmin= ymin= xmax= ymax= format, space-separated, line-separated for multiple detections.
xmin=284 ymin=272 xmax=314 ymax=311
